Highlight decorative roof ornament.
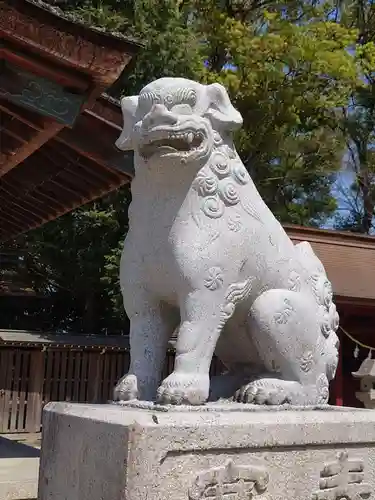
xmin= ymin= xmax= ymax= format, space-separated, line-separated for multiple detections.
xmin=353 ymin=353 xmax=375 ymax=409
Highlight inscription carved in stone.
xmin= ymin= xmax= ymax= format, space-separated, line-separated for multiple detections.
xmin=312 ymin=451 xmax=371 ymax=500
xmin=188 ymin=459 xmax=269 ymax=499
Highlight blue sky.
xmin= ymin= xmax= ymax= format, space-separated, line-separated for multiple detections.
xmin=322 ymin=169 xmax=354 ymax=229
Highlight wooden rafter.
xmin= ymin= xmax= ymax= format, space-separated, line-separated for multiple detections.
xmin=0 ymin=77 xmax=120 ymax=178
xmin=4 ymin=117 xmax=34 ymax=141
xmin=0 ymin=100 xmax=45 ymax=131
xmin=0 ymin=112 xmax=34 ymax=143
xmin=0 ymin=129 xmax=21 ymax=153
xmin=2 ymin=203 xmax=41 ymax=226
xmin=0 ymin=119 xmax=63 ymax=175
xmin=0 ymin=217 xmax=24 ymax=235
xmin=0 ymin=187 xmax=50 ymax=220
xmin=0 ymin=88 xmax=132 ymax=244
xmin=55 ymin=112 xmax=134 ymax=178
xmin=39 ymin=146 xmax=110 ymax=192
xmin=45 ymin=141 xmax=126 ymax=186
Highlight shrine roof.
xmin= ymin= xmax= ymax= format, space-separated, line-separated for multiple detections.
xmin=0 ymin=0 xmax=140 ymax=241
xmin=21 ymin=0 xmax=140 ymax=47
xmin=286 ymin=225 xmax=375 ymax=308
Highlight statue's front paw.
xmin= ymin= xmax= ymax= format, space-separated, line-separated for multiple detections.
xmin=157 ymin=372 xmax=209 ymax=405
xmin=113 ymin=374 xmax=138 ymax=401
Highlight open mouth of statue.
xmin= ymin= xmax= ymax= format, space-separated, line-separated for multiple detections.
xmin=140 ymin=130 xmax=205 ymax=158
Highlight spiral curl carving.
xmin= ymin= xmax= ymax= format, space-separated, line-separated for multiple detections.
xmin=194 ymin=169 xmax=218 ymax=197
xmin=193 ymin=147 xmax=252 ymax=219
xmin=209 ymin=152 xmax=231 ymax=178
xmin=218 ymin=179 xmax=240 ymax=206
xmin=232 ymin=161 xmax=250 ymax=185
xmin=201 ymin=196 xmax=225 ymax=219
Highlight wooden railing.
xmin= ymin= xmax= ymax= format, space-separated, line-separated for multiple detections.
xmin=0 ymin=346 xmax=224 ymax=434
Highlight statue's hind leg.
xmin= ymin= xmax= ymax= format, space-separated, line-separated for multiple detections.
xmin=237 ymin=289 xmax=334 ymax=405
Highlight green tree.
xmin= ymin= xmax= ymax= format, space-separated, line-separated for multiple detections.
xmin=67 ymin=0 xmax=362 ymax=224
xmin=65 ymin=0 xmax=204 ymax=94
xmin=194 ymin=1 xmax=359 ymax=224
xmin=334 ymin=0 xmax=375 ymax=233
xmin=1 ymin=188 xmax=131 ymax=333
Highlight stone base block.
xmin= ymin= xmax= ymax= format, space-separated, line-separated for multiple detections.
xmin=0 ymin=477 xmax=37 ymax=500
xmin=38 ymin=402 xmax=375 ymax=500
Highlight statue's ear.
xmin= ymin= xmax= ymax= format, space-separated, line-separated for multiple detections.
xmin=204 ymin=83 xmax=243 ymax=133
xmin=115 ymin=95 xmax=139 ymax=151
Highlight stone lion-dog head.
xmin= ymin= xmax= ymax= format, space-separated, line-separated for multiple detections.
xmin=115 ymin=77 xmax=242 ymax=169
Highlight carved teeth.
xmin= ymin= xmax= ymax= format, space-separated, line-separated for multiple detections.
xmin=140 ymin=126 xmax=206 ymax=157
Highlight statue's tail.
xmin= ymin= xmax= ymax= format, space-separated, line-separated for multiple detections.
xmin=294 ymin=241 xmax=339 ymax=338
xmin=294 ymin=241 xmax=326 ymax=278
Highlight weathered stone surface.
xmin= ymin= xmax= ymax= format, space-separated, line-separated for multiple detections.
xmin=113 ymin=77 xmax=340 ymax=406
xmin=0 ymin=477 xmax=37 ymax=500
xmin=38 ymin=402 xmax=375 ymax=500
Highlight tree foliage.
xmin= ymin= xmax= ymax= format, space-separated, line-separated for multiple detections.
xmin=334 ymin=0 xmax=375 ymax=233
xmin=1 ymin=188 xmax=131 ymax=333
xmin=195 ymin=2 xmax=359 ymax=224
xmin=68 ymin=0 xmax=363 ymax=223
xmin=2 ymin=0 xmax=375 ymax=332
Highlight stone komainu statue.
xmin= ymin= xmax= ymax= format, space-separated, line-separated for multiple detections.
xmin=113 ymin=77 xmax=340 ymax=406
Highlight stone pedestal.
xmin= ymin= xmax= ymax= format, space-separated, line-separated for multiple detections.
xmin=38 ymin=402 xmax=375 ymax=500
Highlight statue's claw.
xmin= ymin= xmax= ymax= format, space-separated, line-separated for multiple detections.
xmin=113 ymin=374 xmax=138 ymax=401
xmin=235 ymin=375 xmax=329 ymax=406
xmin=157 ymin=372 xmax=209 ymax=405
